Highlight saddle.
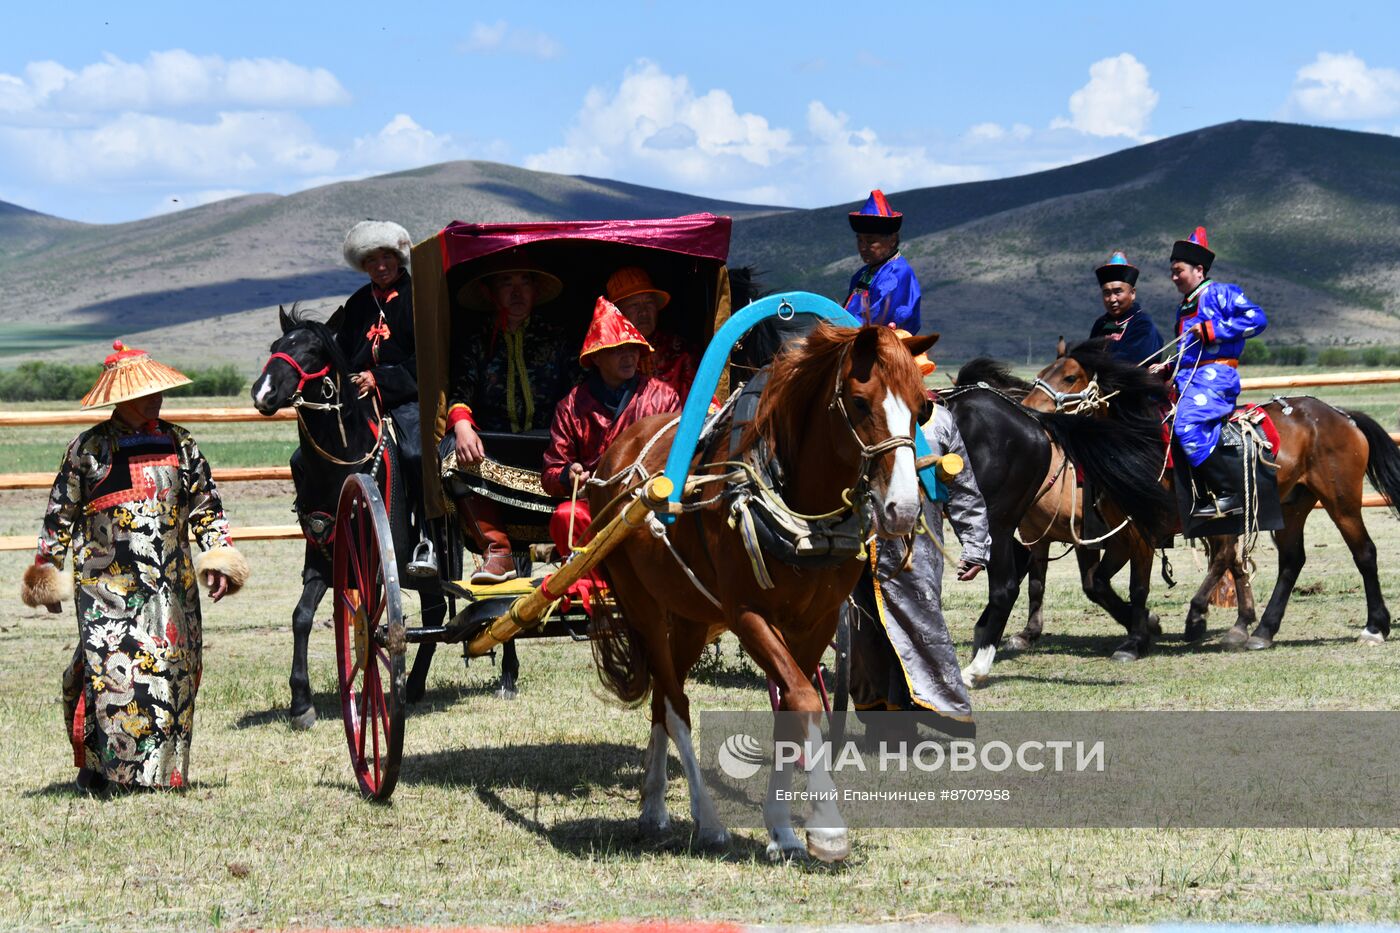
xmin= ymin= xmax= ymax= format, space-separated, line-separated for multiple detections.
xmin=1173 ymin=406 xmax=1284 ymax=538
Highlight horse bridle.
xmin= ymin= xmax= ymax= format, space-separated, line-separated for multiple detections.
xmin=261 ymin=348 xmax=385 ymax=468
xmin=827 ymin=338 xmax=919 ymax=507
xmin=1028 ymin=374 xmax=1119 ymax=414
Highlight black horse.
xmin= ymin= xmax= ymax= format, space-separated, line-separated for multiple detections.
xmin=252 ymin=306 xmax=446 ymax=727
xmin=942 ymin=364 xmax=1175 ymax=679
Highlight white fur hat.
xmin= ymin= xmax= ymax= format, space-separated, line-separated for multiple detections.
xmin=343 ymin=220 xmax=412 ymax=271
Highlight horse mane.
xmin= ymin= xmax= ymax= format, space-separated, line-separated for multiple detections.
xmin=1064 ymin=338 xmax=1168 ymax=429
xmin=956 ymin=357 xmax=1031 ymax=396
xmin=739 ymin=322 xmax=924 ymax=461
xmin=728 ymin=265 xmax=769 ymax=307
xmin=276 ymin=304 xmax=353 ymax=378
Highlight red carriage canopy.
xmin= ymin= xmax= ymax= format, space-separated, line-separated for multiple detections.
xmin=434 ymin=213 xmax=733 ymax=270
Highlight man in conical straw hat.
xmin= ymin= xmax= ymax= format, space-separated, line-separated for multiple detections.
xmin=20 ymin=341 xmax=250 ymax=792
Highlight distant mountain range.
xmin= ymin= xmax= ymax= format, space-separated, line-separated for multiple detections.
xmin=4 ymin=119 xmax=1400 ymax=369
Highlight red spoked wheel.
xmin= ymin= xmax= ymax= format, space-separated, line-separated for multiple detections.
xmin=333 ymin=474 xmax=406 ymax=800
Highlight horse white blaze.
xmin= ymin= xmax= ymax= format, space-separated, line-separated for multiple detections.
xmin=878 ymin=392 xmax=920 ymax=535
xmin=252 ymin=374 xmax=275 ymax=408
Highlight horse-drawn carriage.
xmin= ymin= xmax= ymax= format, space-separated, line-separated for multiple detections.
xmin=311 ymin=213 xmax=959 ymax=830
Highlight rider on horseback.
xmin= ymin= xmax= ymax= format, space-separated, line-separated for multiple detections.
xmin=1090 ymin=251 xmax=1164 ymax=364
xmin=1154 ymin=227 xmax=1268 ymax=519
xmin=844 ymin=190 xmax=922 ymax=331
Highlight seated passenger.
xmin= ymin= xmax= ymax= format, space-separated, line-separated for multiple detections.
xmin=606 ymin=266 xmax=699 ymax=401
xmin=543 ymin=297 xmax=681 ymax=558
xmin=444 ymin=259 xmax=579 ymax=584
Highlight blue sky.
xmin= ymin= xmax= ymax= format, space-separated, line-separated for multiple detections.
xmin=4 ymin=0 xmax=1400 ymax=222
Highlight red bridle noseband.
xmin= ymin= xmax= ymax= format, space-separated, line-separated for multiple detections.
xmin=262 ymin=351 xmax=330 ymax=394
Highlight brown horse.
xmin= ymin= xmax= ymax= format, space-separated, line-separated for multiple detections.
xmin=587 ymin=323 xmax=934 ymax=862
xmin=1027 ymin=343 xmax=1400 ymax=650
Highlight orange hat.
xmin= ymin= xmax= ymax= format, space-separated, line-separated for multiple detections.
xmin=579 ymin=296 xmax=653 ymax=367
xmin=605 ymin=266 xmax=670 ymax=309
xmin=81 ymin=340 xmax=191 ymax=410
xmin=894 ymin=328 xmax=936 ymax=377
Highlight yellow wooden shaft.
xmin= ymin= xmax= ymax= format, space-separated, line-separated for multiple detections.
xmin=465 ymin=475 xmax=674 ymax=656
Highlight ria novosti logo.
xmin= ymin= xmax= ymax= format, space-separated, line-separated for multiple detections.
xmin=716 ymin=733 xmax=766 ymax=779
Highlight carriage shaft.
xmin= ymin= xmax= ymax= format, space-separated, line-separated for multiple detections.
xmin=464 ymin=475 xmax=675 ymax=657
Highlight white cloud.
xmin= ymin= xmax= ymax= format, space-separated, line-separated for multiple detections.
xmin=804 ymin=102 xmax=985 ymax=197
xmin=527 ymin=60 xmax=793 ymax=186
xmin=0 ymin=50 xmax=349 ymax=117
xmin=1051 ymin=53 xmax=1158 ymax=140
xmin=966 ymin=122 xmax=1033 ymax=142
xmin=462 ymin=21 xmax=563 ymax=60
xmin=1290 ymin=51 xmax=1400 ymax=120
xmin=0 ymin=111 xmax=338 ymax=185
xmin=347 ymin=113 xmax=462 ymax=172
xmin=526 ymin=60 xmax=983 ymax=206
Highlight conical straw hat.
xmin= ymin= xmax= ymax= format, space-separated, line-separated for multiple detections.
xmin=81 ymin=340 xmax=192 ymax=410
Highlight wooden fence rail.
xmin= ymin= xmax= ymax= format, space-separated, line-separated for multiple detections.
xmin=2 ymin=370 xmax=1396 ymax=550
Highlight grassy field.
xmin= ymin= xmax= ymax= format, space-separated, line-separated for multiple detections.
xmin=2 ymin=386 xmax=1400 ymax=929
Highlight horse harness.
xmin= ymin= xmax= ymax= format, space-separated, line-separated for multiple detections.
xmin=263 ymin=350 xmax=395 ymax=555
xmin=594 ymin=343 xmax=919 ymax=599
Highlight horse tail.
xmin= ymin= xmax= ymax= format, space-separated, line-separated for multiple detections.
xmin=588 ymin=568 xmax=652 ymax=706
xmin=1039 ymin=412 xmax=1175 ymax=536
xmin=1348 ymin=410 xmax=1400 ymax=518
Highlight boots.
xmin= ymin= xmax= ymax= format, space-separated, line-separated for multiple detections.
xmin=1189 ymin=446 xmax=1244 ymax=519
xmin=454 ymin=495 xmax=517 ymax=585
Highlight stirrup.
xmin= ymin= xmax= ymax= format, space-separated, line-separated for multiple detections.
xmin=407 ymin=537 xmax=438 ymax=578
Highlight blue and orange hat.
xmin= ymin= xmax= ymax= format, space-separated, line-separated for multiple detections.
xmin=1170 ymin=226 xmax=1215 ymax=272
xmin=848 ymin=189 xmax=903 ymax=235
xmin=1095 ymin=250 xmax=1139 ymax=287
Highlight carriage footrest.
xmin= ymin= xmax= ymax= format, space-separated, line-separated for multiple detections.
xmin=441 ymin=577 xmax=542 ymax=602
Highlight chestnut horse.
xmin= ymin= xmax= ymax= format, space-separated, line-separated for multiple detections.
xmin=587 ymin=323 xmax=932 ymax=862
xmin=1026 ymin=343 xmax=1400 ymax=649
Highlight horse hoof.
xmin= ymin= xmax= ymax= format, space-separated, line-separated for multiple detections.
xmin=405 ymin=680 xmax=425 ymax=705
xmin=962 ymin=669 xmax=989 ymax=690
xmin=1183 ymin=620 xmax=1208 ymax=643
xmin=695 ymin=826 xmax=730 ymax=850
xmin=493 ymin=685 xmax=518 ymax=701
xmin=1245 ymin=634 xmax=1274 ymax=651
xmin=766 ymin=840 xmax=807 ymax=862
xmin=1004 ymin=634 xmax=1032 ymax=652
xmin=289 ymin=707 xmax=317 ymax=731
xmin=806 ymin=828 xmax=850 ymax=864
xmin=1358 ymin=629 xmax=1387 ymax=646
xmin=1220 ymin=625 xmax=1250 ymax=650
xmin=1110 ymin=645 xmax=1140 ymax=663
xmin=638 ymin=813 xmax=671 ymax=836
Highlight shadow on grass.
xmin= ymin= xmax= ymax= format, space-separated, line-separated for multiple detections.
xmin=231 ymin=681 xmax=511 ymax=730
xmin=396 ymin=741 xmax=811 ymax=864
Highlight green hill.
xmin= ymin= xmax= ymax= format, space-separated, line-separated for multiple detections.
xmin=4 ymin=119 xmax=1400 ymax=366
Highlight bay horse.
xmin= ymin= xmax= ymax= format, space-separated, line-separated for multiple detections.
xmin=586 ymin=323 xmax=1166 ymax=860
xmin=251 ymin=306 xmax=446 ymax=728
xmin=943 ymin=361 xmax=1175 ymax=680
xmin=1025 ymin=345 xmax=1400 ymax=649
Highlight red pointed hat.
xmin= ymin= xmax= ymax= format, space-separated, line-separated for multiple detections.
xmin=579 ymin=296 xmax=653 ymax=367
xmin=849 ymin=189 xmax=903 ymax=234
xmin=1170 ymin=226 xmax=1215 ymax=272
